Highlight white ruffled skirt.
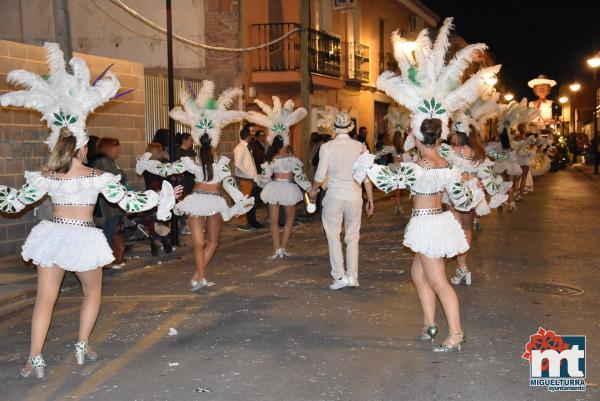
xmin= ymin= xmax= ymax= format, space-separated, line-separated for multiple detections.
xmin=492 ymin=160 xmax=522 ymax=176
xmin=260 ymin=181 xmax=303 ymax=206
xmin=174 ymin=192 xmax=252 ymax=221
xmin=22 ymin=220 xmax=114 ymax=271
xmin=403 ymin=211 xmax=469 ymax=259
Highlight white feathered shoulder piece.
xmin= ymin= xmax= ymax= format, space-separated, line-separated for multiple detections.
xmin=0 ymin=42 xmax=120 ymax=150
xmin=376 ymin=17 xmax=501 ymax=141
xmin=168 ymin=80 xmax=246 ymax=147
xmin=316 ymin=106 xmax=338 ymax=136
xmin=384 ymin=104 xmax=411 ymax=133
xmin=246 ymin=96 xmax=307 ymax=147
xmin=453 ymin=91 xmax=500 ymax=134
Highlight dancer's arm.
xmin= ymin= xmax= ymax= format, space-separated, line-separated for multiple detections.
xmin=135 ymin=152 xmax=187 ymax=177
xmin=101 ymin=174 xmax=181 ymax=220
xmin=258 ymin=162 xmax=273 ymax=188
xmin=0 ymin=179 xmax=46 ymax=213
xmin=292 ymin=159 xmax=312 ymax=192
xmin=309 ymin=145 xmax=329 ymax=201
xmin=218 ymin=158 xmax=254 ymax=206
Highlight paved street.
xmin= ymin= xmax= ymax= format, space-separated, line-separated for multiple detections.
xmin=1 ymin=167 xmax=599 ymax=401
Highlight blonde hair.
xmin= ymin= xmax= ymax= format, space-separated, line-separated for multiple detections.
xmin=45 ymin=128 xmax=77 ymax=173
xmin=146 ymin=142 xmax=164 ymax=160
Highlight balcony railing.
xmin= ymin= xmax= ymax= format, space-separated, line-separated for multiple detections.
xmin=252 ymin=23 xmax=341 ymax=78
xmin=345 ymin=42 xmax=370 ymax=83
xmin=380 ymin=52 xmax=400 ymax=75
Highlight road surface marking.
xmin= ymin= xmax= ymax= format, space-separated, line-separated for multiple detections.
xmin=62 ymin=286 xmax=238 ymax=401
xmin=24 ymin=301 xmax=142 ymax=401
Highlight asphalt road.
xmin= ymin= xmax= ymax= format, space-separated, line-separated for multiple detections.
xmin=0 ymin=167 xmax=598 ymax=401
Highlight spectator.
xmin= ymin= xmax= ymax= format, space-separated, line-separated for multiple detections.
xmin=91 ymin=137 xmax=127 ymax=268
xmin=152 ymin=128 xmax=171 ymax=157
xmin=234 ymin=124 xmax=262 ymax=230
xmin=141 ymin=142 xmax=173 ymax=256
xmin=357 ymin=126 xmax=371 ymax=152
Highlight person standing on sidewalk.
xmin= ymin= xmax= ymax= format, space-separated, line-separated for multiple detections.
xmin=234 ymin=124 xmax=263 ymax=231
xmin=0 ymin=43 xmax=180 ymax=378
xmin=309 ymin=110 xmax=374 ymax=290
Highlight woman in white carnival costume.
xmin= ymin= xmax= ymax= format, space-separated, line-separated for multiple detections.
xmin=246 ymin=97 xmax=311 ymax=259
xmin=355 ymin=18 xmax=497 ymax=351
xmin=485 ymin=101 xmax=524 ymax=211
xmin=136 ymin=82 xmax=253 ymax=291
xmin=0 ymin=43 xmax=180 ymax=378
xmin=505 ymin=98 xmax=539 ymax=199
xmin=383 ymin=104 xmax=413 ymax=215
xmin=438 ymin=94 xmax=510 ymax=286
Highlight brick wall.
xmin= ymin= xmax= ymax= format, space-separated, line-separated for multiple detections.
xmin=204 ymin=0 xmax=243 ymax=156
xmin=0 ymin=39 xmax=146 ymax=255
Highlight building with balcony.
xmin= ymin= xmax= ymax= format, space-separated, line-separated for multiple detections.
xmin=242 ymin=0 xmax=439 ymax=160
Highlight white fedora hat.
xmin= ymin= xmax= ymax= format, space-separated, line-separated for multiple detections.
xmin=528 ymin=74 xmax=557 ymax=88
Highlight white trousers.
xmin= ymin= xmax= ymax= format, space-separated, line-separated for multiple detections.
xmin=321 ymin=195 xmax=363 ymax=281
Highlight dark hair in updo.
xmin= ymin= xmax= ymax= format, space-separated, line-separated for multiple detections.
xmin=420 ymin=118 xmax=442 ymax=145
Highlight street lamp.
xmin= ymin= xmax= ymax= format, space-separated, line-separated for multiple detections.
xmin=559 ymin=96 xmax=568 ymax=135
xmin=587 ymin=53 xmax=600 ymax=174
xmin=569 ymin=83 xmax=581 ymax=133
xmin=504 ymin=93 xmax=514 ymax=102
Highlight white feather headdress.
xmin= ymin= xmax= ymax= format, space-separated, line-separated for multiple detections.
xmin=376 ymin=17 xmax=501 ymax=141
xmin=453 ymin=91 xmax=500 ymax=135
xmin=497 ymin=97 xmax=539 ymax=132
xmin=384 ymin=104 xmax=411 ymax=133
xmin=0 ymin=42 xmax=120 ymax=150
xmin=245 ymin=96 xmax=307 ymax=147
xmin=168 ymin=80 xmax=246 ymax=147
xmin=316 ymin=106 xmax=338 ymax=136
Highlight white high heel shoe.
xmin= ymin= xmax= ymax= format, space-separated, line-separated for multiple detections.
xmin=21 ymin=354 xmax=45 ymax=378
xmin=74 ymin=341 xmax=97 ymax=365
xmin=450 ymin=267 xmax=472 ymax=285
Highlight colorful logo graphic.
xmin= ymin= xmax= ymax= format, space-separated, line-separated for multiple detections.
xmin=522 ymin=327 xmax=586 ymax=392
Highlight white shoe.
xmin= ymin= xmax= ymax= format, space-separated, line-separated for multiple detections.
xmin=329 ymin=276 xmax=350 ymax=290
xmin=267 ymin=248 xmax=284 ymax=260
xmin=450 ymin=267 xmax=472 ymax=285
xmin=347 ymin=277 xmax=360 ymax=287
xmin=280 ymin=249 xmax=291 ymax=258
xmin=191 ymin=278 xmax=215 ymax=292
xmin=111 ymin=262 xmax=125 ymax=270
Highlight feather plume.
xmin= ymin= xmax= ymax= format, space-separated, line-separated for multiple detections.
xmin=0 ymin=42 xmax=120 ymax=150
xmin=245 ymin=96 xmax=306 ymax=147
xmin=217 ymin=87 xmax=242 ymax=111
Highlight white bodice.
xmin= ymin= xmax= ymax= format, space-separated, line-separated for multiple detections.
xmin=25 ymin=170 xmax=119 ymax=205
xmin=179 ymin=156 xmax=231 ymax=184
xmin=263 ymin=156 xmax=301 ymax=173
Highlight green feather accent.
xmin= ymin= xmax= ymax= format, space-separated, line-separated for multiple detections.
xmin=408 ymin=66 xmax=419 ymax=86
xmin=205 ymin=99 xmax=218 ymax=110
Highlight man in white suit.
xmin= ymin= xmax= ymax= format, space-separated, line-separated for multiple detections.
xmin=309 ymin=111 xmax=374 ymax=290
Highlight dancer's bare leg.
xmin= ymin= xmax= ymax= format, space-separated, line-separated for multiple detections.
xmin=189 ymin=216 xmax=207 ymax=282
xmin=411 ymin=255 xmax=436 ymax=325
xmin=419 ymin=254 xmax=464 ymax=346
xmin=203 ymin=214 xmax=222 ymax=267
xmin=75 ymin=268 xmax=102 ymax=357
xmin=281 ymin=205 xmax=296 ymax=250
xmin=29 ymin=266 xmax=65 ymax=357
xmin=268 ymin=204 xmax=281 ymax=251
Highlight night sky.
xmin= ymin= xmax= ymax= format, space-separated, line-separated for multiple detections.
xmin=425 ymin=0 xmax=600 ymax=100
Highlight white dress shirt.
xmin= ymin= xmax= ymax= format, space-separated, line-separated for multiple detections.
xmin=314 ymin=133 xmax=367 ymax=201
xmin=234 ymin=140 xmax=258 ymax=181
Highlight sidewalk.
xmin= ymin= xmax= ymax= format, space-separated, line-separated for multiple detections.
xmin=571 ymin=162 xmax=600 ymax=185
